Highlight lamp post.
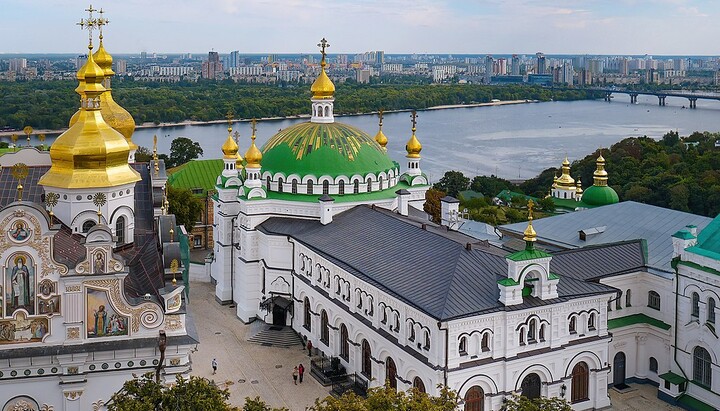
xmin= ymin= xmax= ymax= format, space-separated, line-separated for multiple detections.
xmin=156 ymin=330 xmax=167 ymax=383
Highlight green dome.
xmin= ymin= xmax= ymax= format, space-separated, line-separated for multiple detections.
xmin=582 ymin=185 xmax=619 ymax=206
xmin=261 ymin=122 xmax=397 ymax=178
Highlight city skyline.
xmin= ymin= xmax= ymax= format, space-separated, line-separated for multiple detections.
xmin=2 ymin=0 xmax=720 ymax=55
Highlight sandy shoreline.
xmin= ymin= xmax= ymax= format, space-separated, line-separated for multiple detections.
xmin=0 ymin=99 xmax=538 ymax=137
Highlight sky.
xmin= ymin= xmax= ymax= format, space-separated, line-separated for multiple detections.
xmin=1 ymin=0 xmax=719 ymax=55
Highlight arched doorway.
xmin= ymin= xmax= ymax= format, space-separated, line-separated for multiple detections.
xmin=571 ymin=362 xmax=589 ymax=403
xmin=464 ymin=386 xmax=484 ymax=411
xmin=361 ymin=339 xmax=372 ymax=378
xmin=413 ymin=377 xmax=426 ymax=393
xmin=521 ymin=373 xmax=541 ymax=399
xmin=385 ymin=357 xmax=397 ymax=389
xmin=613 ymin=352 xmax=626 ymax=387
xmin=340 ymin=324 xmax=349 ymax=361
xmin=303 ymin=297 xmax=311 ymax=331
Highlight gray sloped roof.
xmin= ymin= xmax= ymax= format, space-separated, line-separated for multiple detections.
xmin=500 ymin=201 xmax=711 ymax=275
xmin=259 ymin=206 xmax=637 ymax=321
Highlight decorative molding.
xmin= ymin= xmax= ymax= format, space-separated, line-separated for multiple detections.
xmin=40 ymin=405 xmax=55 ymax=411
xmin=164 ymin=315 xmax=183 ymax=331
xmin=0 ymin=211 xmax=69 ymax=277
xmin=91 ymin=400 xmax=105 ymax=411
xmin=65 ymin=284 xmax=82 ymax=293
xmin=169 ymin=358 xmax=180 ymax=366
xmin=63 ymin=390 xmax=83 ymax=400
xmin=66 ymin=327 xmax=80 ymax=340
xmin=84 ymin=279 xmax=163 ymax=333
xmin=66 ymin=366 xmax=79 ymax=375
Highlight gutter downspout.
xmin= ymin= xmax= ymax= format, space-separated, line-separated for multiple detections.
xmin=439 ymin=321 xmax=449 ymax=388
xmin=673 ymin=260 xmax=689 ymax=383
xmin=231 ymin=215 xmax=237 ymax=304
xmin=287 ymin=236 xmax=296 ymax=325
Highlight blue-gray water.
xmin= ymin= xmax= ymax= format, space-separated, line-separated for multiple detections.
xmin=53 ymin=95 xmax=720 ymax=182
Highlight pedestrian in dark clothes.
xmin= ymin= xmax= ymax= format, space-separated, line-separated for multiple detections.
xmin=292 ymin=366 xmax=298 ymax=385
xmin=298 ymin=364 xmax=305 ymax=383
xmin=212 ymin=358 xmax=217 ymax=375
xmin=307 ymin=340 xmax=313 ymax=356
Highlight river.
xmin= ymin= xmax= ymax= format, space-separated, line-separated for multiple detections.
xmin=40 ymin=95 xmax=720 ymax=182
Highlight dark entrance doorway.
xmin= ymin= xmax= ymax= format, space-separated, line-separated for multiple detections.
xmin=272 ymin=304 xmax=286 ymax=326
xmin=521 ymin=373 xmax=541 ymax=399
xmin=386 ymin=357 xmax=397 ymax=390
xmin=613 ymin=352 xmax=627 ymax=388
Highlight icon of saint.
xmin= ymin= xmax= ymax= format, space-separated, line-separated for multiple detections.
xmin=10 ymin=256 xmax=30 ymax=310
xmin=10 ymin=221 xmax=29 ymax=241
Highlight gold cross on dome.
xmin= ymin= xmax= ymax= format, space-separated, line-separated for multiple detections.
xmin=97 ymin=8 xmax=109 ymax=37
xmin=410 ymin=110 xmax=418 ymax=131
xmin=527 ymin=200 xmax=534 ymax=219
xmin=78 ymin=5 xmax=99 ymax=47
xmin=317 ymin=38 xmax=330 ymax=57
xmin=251 ymin=118 xmax=257 ymax=137
xmin=378 ymin=109 xmax=384 ymax=127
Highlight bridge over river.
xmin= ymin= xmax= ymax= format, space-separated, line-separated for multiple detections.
xmin=590 ymin=88 xmax=720 ymax=108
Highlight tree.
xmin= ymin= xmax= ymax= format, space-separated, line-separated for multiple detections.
xmin=310 ymin=383 xmax=459 ymax=411
xmin=242 ymin=397 xmax=288 ymax=411
xmin=433 ymin=171 xmax=469 ymax=198
xmin=537 ymin=197 xmax=556 ymax=213
xmin=167 ymin=185 xmax=204 ymax=232
xmin=107 ymin=373 xmax=239 ymax=411
xmin=500 ymin=393 xmax=572 ymax=411
xmin=135 ymin=146 xmax=153 ymax=162
xmin=168 ymin=137 xmax=203 ymax=168
xmin=424 ymin=188 xmax=446 ymax=224
xmin=470 ymin=175 xmax=516 ymax=197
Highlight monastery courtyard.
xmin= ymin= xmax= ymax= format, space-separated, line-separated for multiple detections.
xmin=188 ymin=281 xmax=682 ymax=410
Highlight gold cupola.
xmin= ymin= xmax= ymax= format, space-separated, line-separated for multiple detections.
xmin=244 ymin=120 xmax=263 ymax=168
xmin=374 ymin=110 xmax=388 ymax=151
xmin=70 ymin=16 xmax=138 ymax=153
xmin=310 ymin=38 xmax=335 ymax=99
xmin=555 ymin=156 xmax=575 ymax=187
xmin=39 ymin=40 xmax=140 ymax=189
xmin=405 ymin=111 xmax=422 ymax=158
xmin=575 ymin=178 xmax=584 ymax=194
xmin=221 ymin=125 xmax=239 ymax=160
xmin=593 ymin=153 xmax=608 ymax=186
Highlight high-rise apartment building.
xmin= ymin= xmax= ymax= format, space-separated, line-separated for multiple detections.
xmin=202 ymin=51 xmax=223 ymax=79
xmin=484 ymin=55 xmax=493 ymax=84
xmin=228 ymin=51 xmax=240 ymax=69
xmin=511 ymin=54 xmax=520 ymax=75
xmin=536 ymin=52 xmax=546 ymax=75
xmin=115 ymin=59 xmax=127 ymax=75
xmin=8 ymin=58 xmax=27 ymax=73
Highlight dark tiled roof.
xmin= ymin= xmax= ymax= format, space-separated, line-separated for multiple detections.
xmin=259 ymin=206 xmax=634 ymax=321
xmin=52 ymin=225 xmax=86 ymax=267
xmin=551 ymin=240 xmax=647 ymax=281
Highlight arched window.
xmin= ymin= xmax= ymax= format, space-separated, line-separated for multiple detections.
xmin=521 ymin=373 xmax=541 ymax=399
xmin=709 ymin=298 xmax=716 ymax=324
xmin=649 ymin=357 xmax=658 ymax=374
xmin=569 ymin=316 xmax=576 ymax=334
xmin=424 ymin=330 xmax=430 ymax=350
xmin=692 ymin=292 xmax=700 ymax=318
xmin=464 ymin=386 xmax=484 ymax=411
xmin=339 ymin=180 xmax=345 ymax=195
xmin=588 ymin=313 xmax=596 ymax=330
xmin=528 ymin=319 xmax=537 ymax=342
xmin=408 ymin=323 xmax=415 ymax=341
xmin=353 ymin=180 xmax=359 ymax=194
xmin=339 ymin=323 xmax=349 ymax=360
xmin=307 ymin=180 xmax=313 ymax=194
xmin=292 ymin=180 xmax=298 ymax=194
xmin=320 ymin=310 xmax=329 ymax=345
xmin=616 ymin=290 xmax=623 ymax=310
xmin=571 ymin=362 xmax=589 ymax=403
xmin=277 ymin=177 xmax=284 ymax=193
xmin=303 ymin=297 xmax=311 ymax=331
xmin=648 ymin=291 xmax=661 ymax=310
xmin=626 ymin=289 xmax=632 ymax=307
xmin=266 ymin=176 xmax=271 ymax=188
xmin=539 ymin=324 xmax=545 ymax=341
xmin=693 ymin=346 xmax=712 ymax=387
xmin=322 ymin=180 xmax=329 ymax=195
xmin=481 ymin=333 xmax=490 ymax=352
xmin=367 ymin=180 xmax=372 ymax=193
xmin=385 ymin=357 xmax=397 ymax=390
xmin=361 ymin=339 xmax=372 ymax=378
xmin=413 ymin=377 xmax=426 ymax=393
xmin=459 ymin=336 xmax=468 ymax=355
xmin=394 ymin=315 xmax=400 ymax=332
xmin=519 ymin=327 xmax=525 ymax=345
xmin=82 ymin=220 xmax=96 ymax=233
xmin=115 ymin=216 xmax=126 ymax=244
xmin=381 ymin=309 xmax=387 ymax=324
xmin=378 ymin=176 xmax=383 ymax=190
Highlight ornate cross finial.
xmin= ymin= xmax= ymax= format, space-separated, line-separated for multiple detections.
xmin=233 ymin=130 xmax=240 ymax=144
xmin=527 ymin=200 xmax=534 ymax=220
xmin=226 ymin=111 xmax=234 ymax=134
xmin=410 ymin=110 xmax=418 ymax=132
xmin=170 ymin=259 xmax=179 ymax=286
xmin=317 ymin=38 xmax=329 ymax=66
xmin=251 ymin=118 xmax=257 ymax=139
xmin=11 ymin=163 xmax=28 ymax=202
xmin=97 ymin=8 xmax=108 ymax=39
xmin=78 ymin=5 xmax=99 ymax=47
xmin=23 ymin=126 xmax=33 ymax=147
xmin=45 ymin=192 xmax=59 ymax=225
xmin=93 ymin=192 xmax=107 ymax=223
xmin=378 ymin=109 xmax=384 ymax=128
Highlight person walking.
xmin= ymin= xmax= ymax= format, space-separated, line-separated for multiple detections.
xmin=307 ymin=340 xmax=313 ymax=357
xmin=211 ymin=358 xmax=217 ymax=375
xmin=298 ymin=363 xmax=305 ymax=383
xmin=292 ymin=366 xmax=299 ymax=385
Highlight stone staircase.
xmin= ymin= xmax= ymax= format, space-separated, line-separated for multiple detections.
xmin=247 ymin=325 xmax=304 ymax=348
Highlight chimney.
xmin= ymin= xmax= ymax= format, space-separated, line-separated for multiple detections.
xmin=395 ymin=189 xmax=411 ymax=216
xmin=319 ymin=194 xmax=334 ymax=225
xmin=440 ymin=196 xmax=460 ymax=230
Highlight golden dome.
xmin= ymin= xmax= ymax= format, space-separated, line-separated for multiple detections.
xmin=576 ymin=179 xmax=584 ymax=194
xmin=374 ymin=112 xmax=388 ymax=150
xmin=593 ymin=153 xmax=609 ymax=186
xmin=405 ymin=112 xmax=422 ymax=158
xmin=221 ymin=126 xmax=239 ymax=159
xmin=555 ymin=156 xmax=575 ymax=187
xmin=311 ymin=62 xmax=335 ymax=99
xmin=523 ymin=200 xmax=537 ymax=242
xmin=39 ymin=44 xmax=139 ymax=189
xmin=236 ymin=152 xmax=244 ymax=169
xmin=70 ymin=37 xmax=138 ymax=151
xmin=245 ymin=123 xmax=263 ymax=168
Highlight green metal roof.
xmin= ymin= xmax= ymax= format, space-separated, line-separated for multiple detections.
xmin=607 ymin=313 xmax=671 ymax=330
xmin=261 ymin=121 xmax=396 ymax=179
xmin=659 ymin=371 xmax=687 ymax=385
xmin=581 ymin=184 xmax=619 ymax=207
xmin=167 ymin=159 xmax=223 ymax=196
xmin=687 ymin=214 xmax=720 ymax=260
xmin=678 ymin=394 xmax=716 ymax=411
xmin=245 ymin=181 xmax=424 ymax=203
xmin=496 ymin=190 xmax=537 ymax=203
xmin=506 ymin=247 xmax=552 ymax=261
xmin=459 ymin=190 xmax=484 ymax=200
xmin=672 ymin=229 xmax=696 ymax=240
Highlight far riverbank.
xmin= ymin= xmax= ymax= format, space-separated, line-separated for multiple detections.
xmin=0 ymin=99 xmax=537 ymax=138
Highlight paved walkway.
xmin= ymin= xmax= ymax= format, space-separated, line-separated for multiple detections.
xmin=188 ymin=281 xmax=682 ymax=410
xmin=188 ymin=281 xmax=330 ymax=410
